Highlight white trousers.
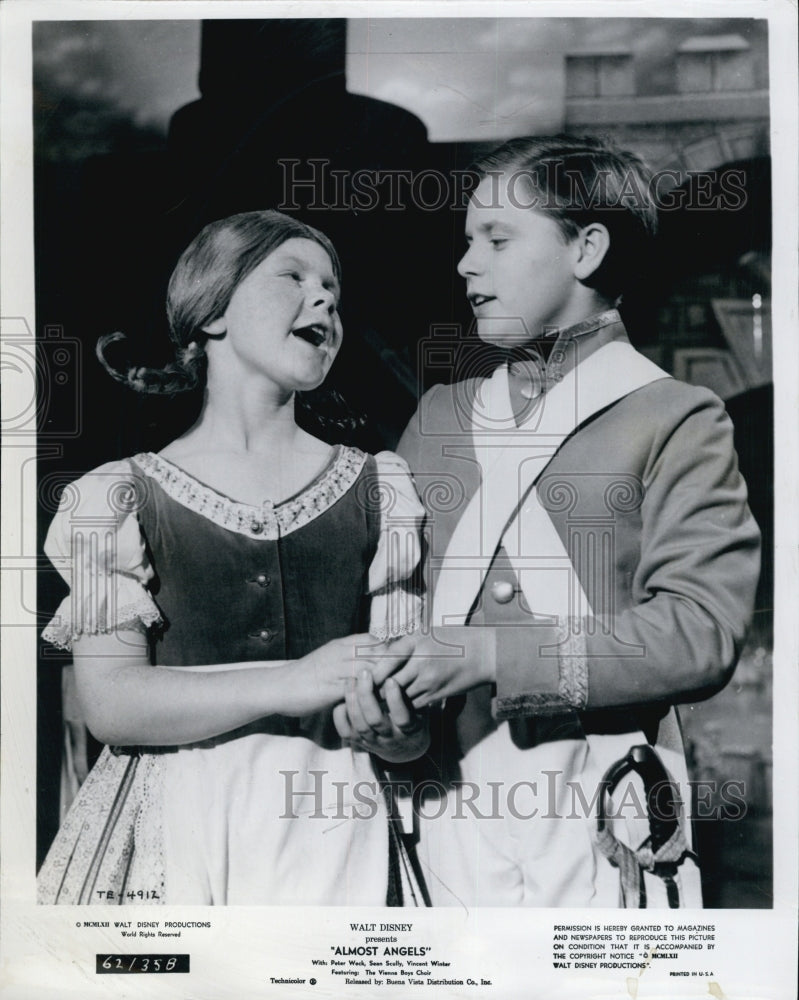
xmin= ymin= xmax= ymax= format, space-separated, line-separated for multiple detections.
xmin=416 ymin=724 xmax=701 ymax=908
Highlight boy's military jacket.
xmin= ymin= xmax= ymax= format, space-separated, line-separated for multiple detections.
xmin=397 ymin=321 xmax=761 ymax=757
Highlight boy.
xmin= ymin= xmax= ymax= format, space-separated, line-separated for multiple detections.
xmin=374 ymin=135 xmax=760 ymax=907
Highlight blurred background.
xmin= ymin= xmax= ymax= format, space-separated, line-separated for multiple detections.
xmin=34 ymin=16 xmax=772 ymax=906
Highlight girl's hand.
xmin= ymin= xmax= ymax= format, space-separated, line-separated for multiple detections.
xmin=333 ymin=671 xmax=429 ymax=764
xmin=285 ymin=634 xmax=416 ymax=717
xmin=370 ymin=628 xmax=497 ymax=708
xmin=70 ymin=629 xmax=416 ymax=747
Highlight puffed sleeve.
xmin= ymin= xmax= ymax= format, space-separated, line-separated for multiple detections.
xmin=367 ymin=451 xmax=425 ymax=641
xmin=41 ymin=460 xmax=163 ymax=651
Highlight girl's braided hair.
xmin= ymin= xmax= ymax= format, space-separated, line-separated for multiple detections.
xmin=97 ymin=210 xmax=364 ymax=437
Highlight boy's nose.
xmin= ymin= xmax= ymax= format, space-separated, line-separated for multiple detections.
xmin=457 ymin=246 xmax=481 ymax=278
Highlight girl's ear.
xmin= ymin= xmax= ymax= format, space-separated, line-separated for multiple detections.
xmin=573 ymin=223 xmax=610 ymax=281
xmin=202 ymin=316 xmax=227 ymax=337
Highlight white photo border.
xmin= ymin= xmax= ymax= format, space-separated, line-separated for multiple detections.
xmin=2 ymin=1 xmax=797 ymax=998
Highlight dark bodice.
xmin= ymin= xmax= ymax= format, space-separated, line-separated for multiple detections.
xmin=132 ymin=449 xmax=380 ymax=668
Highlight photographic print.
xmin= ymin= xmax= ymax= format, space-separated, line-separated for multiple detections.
xmin=1 ymin=1 xmax=797 ymax=997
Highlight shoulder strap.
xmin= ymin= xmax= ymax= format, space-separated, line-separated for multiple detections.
xmin=432 ymin=342 xmax=669 ymax=627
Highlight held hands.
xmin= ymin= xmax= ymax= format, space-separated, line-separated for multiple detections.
xmin=370 ymin=627 xmax=497 ymax=709
xmin=333 ymin=670 xmax=429 ymax=764
xmin=289 ymin=634 xmax=417 ymax=718
xmin=298 ymin=627 xmax=496 ymax=759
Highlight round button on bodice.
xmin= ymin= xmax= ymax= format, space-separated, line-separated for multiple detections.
xmin=490 ymin=580 xmax=516 ymax=604
xmin=255 ymin=573 xmax=270 ymax=587
xmin=250 ymin=520 xmax=264 ymax=535
xmin=258 ymin=628 xmax=272 ymax=642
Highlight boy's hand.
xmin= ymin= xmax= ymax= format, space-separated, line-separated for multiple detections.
xmin=290 ymin=634 xmax=415 ymax=717
xmin=372 ymin=628 xmax=497 ymax=708
xmin=333 ymin=669 xmax=429 ymax=764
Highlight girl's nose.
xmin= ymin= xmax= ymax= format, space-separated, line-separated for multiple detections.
xmin=312 ymin=286 xmax=337 ymax=313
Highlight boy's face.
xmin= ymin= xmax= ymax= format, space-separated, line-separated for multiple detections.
xmin=458 ymin=172 xmax=581 ymax=349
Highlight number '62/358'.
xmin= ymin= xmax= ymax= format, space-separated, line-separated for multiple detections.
xmin=96 ymin=954 xmax=189 ymax=974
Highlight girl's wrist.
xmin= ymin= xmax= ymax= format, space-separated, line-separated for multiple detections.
xmin=263 ymin=660 xmax=308 ymax=717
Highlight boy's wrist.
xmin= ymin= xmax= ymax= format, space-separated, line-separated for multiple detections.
xmin=476 ymin=627 xmax=497 ymax=684
xmin=433 ymin=625 xmax=496 ymax=685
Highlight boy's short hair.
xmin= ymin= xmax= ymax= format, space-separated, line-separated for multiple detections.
xmin=472 ymin=135 xmax=658 ymax=300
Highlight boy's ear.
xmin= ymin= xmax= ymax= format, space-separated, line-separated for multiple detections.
xmin=202 ymin=316 xmax=227 ymax=337
xmin=573 ymin=223 xmax=610 ymax=281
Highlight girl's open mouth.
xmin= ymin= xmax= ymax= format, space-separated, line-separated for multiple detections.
xmin=292 ymin=324 xmax=327 ymax=347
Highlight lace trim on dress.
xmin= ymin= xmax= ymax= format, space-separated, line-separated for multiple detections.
xmin=369 ymin=583 xmax=423 ymax=641
xmin=41 ymin=598 xmax=161 ymax=652
xmin=133 ymin=447 xmax=367 ymax=540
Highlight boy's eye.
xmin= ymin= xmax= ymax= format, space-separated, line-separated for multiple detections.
xmin=490 ymin=238 xmax=508 ymax=248
xmin=281 ymin=271 xmax=303 ymax=282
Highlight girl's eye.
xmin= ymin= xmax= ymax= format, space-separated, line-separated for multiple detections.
xmin=281 ymin=271 xmax=302 ymax=282
xmin=490 ymin=238 xmax=508 ymax=248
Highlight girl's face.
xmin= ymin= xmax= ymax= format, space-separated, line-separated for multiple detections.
xmin=205 ymin=237 xmax=342 ymax=394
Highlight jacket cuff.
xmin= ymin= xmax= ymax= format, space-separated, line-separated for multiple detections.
xmin=492 ymin=620 xmax=588 ymax=720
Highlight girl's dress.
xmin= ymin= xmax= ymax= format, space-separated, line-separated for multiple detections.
xmin=37 ymin=446 xmax=423 ymax=906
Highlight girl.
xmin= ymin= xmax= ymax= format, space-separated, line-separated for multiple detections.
xmin=38 ymin=210 xmax=427 ymax=906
